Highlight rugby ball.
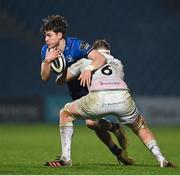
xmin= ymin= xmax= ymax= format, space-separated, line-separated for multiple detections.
xmin=51 ymin=52 xmax=67 ymax=74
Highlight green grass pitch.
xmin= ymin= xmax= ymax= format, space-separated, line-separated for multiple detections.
xmin=0 ymin=123 xmax=179 ymax=175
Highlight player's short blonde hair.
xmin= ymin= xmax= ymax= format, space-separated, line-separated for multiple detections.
xmin=93 ymin=39 xmax=110 ymax=50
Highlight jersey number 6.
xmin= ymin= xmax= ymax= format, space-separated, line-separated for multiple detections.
xmin=101 ymin=65 xmax=112 ymax=75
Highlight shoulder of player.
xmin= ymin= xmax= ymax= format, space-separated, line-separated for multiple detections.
xmin=41 ymin=44 xmax=48 ymax=52
xmin=107 ymin=56 xmax=123 ymax=65
xmin=66 ymin=36 xmax=81 ymax=50
xmin=66 ymin=36 xmax=91 ymax=50
xmin=41 ymin=44 xmax=48 ymax=59
xmin=65 ymin=36 xmax=79 ymax=43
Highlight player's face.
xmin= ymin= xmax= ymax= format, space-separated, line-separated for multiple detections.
xmin=44 ymin=31 xmax=61 ymax=49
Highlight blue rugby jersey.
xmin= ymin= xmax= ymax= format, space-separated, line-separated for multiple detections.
xmin=41 ymin=37 xmax=93 ymax=66
xmin=41 ymin=37 xmax=91 ymax=100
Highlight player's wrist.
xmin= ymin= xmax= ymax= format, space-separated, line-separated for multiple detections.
xmin=84 ymin=65 xmax=95 ymax=72
xmin=45 ymin=58 xmax=51 ymax=64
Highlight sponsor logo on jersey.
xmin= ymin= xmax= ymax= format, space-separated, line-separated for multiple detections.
xmin=99 ymin=81 xmax=120 ymax=85
xmin=66 ymin=55 xmax=73 ymax=63
xmin=80 ymin=41 xmax=90 ymax=50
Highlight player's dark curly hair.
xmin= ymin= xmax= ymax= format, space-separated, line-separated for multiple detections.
xmin=40 ymin=15 xmax=68 ymax=37
xmin=93 ymin=39 xmax=110 ymax=50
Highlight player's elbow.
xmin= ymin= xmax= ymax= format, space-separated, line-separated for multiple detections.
xmin=89 ymin=49 xmax=107 ymax=67
xmin=41 ymin=73 xmax=49 ymax=81
xmin=97 ymin=55 xmax=106 ymax=69
xmin=41 ymin=77 xmax=49 ymax=81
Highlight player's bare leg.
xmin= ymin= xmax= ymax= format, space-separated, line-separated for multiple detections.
xmin=86 ymin=119 xmax=128 ymax=149
xmin=86 ymin=119 xmax=133 ymax=165
xmin=128 ymin=114 xmax=175 ymax=167
xmin=45 ymin=103 xmax=74 ymax=167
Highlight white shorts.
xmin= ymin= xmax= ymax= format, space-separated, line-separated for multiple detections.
xmin=71 ymin=90 xmax=139 ymax=125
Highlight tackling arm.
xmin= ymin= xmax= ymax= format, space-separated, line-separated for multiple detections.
xmin=78 ymin=49 xmax=106 ymax=87
xmin=87 ymin=49 xmax=106 ymax=70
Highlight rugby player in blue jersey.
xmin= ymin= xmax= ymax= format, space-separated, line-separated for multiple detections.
xmin=40 ymin=15 xmax=129 ymax=167
xmin=40 ymin=15 xmax=105 ymax=87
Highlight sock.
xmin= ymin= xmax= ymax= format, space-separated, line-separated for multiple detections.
xmin=109 ymin=144 xmax=121 ymax=156
xmin=146 ymin=139 xmax=165 ymax=162
xmin=60 ymin=125 xmax=73 ymax=161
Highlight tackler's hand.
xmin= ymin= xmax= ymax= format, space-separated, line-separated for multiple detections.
xmin=78 ymin=70 xmax=92 ymax=88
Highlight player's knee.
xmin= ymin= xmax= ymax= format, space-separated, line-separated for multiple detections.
xmin=86 ymin=119 xmax=107 ymax=130
xmin=59 ymin=103 xmax=71 ymax=119
xmin=129 ymin=115 xmax=147 ymax=134
xmin=86 ymin=119 xmax=99 ymax=130
xmin=59 ymin=104 xmax=74 ymax=127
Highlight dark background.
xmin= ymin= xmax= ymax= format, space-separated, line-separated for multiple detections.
xmin=0 ymin=0 xmax=180 ymax=123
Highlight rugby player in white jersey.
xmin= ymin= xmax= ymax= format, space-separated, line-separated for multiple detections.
xmin=46 ymin=40 xmax=174 ymax=168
